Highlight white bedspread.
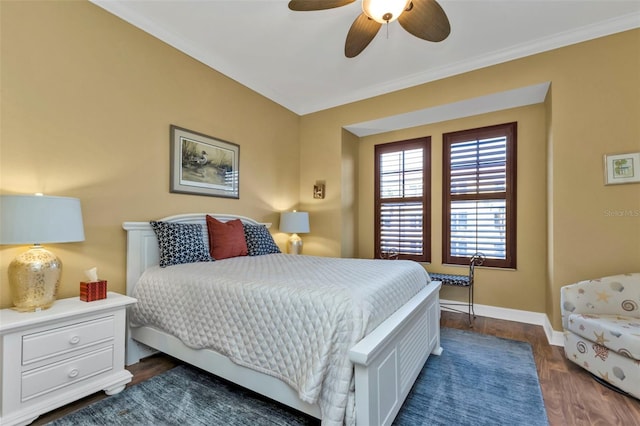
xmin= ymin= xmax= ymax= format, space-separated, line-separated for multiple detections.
xmin=130 ymin=254 xmax=430 ymax=425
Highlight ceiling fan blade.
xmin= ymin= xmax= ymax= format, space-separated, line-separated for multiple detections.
xmin=288 ymin=0 xmax=355 ymax=11
xmin=398 ymin=0 xmax=450 ymax=42
xmin=345 ymin=13 xmax=381 ymax=58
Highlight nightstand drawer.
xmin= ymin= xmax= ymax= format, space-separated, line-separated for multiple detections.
xmin=22 ymin=316 xmax=114 ymax=365
xmin=21 ymin=346 xmax=114 ymax=402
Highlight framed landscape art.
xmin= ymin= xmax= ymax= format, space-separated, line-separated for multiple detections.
xmin=604 ymin=152 xmax=640 ymax=185
xmin=170 ymin=125 xmax=240 ymax=198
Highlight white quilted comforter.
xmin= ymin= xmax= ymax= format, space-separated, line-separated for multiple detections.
xmin=130 ymin=254 xmax=430 ymax=425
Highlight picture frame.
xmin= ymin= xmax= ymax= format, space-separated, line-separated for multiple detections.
xmin=604 ymin=152 xmax=640 ymax=185
xmin=170 ymin=125 xmax=239 ymax=198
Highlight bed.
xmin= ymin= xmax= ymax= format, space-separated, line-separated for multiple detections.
xmin=123 ymin=213 xmax=442 ymax=426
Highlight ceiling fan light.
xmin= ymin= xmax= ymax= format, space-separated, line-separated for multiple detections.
xmin=362 ymin=0 xmax=411 ymax=24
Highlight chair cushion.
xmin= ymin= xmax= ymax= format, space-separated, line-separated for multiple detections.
xmin=567 ymin=313 xmax=640 ymax=360
xmin=429 ymin=273 xmax=470 ymax=287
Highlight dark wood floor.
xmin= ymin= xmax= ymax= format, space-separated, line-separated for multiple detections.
xmin=34 ymin=311 xmax=639 ymax=425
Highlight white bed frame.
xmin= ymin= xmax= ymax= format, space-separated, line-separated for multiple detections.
xmin=123 ymin=213 xmax=442 ymax=426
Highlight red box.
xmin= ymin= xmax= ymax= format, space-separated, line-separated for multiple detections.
xmin=80 ymin=280 xmax=107 ymax=302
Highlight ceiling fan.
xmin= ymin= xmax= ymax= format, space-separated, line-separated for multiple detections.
xmin=288 ymin=0 xmax=451 ymax=58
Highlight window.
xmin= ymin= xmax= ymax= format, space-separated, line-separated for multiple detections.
xmin=442 ymin=122 xmax=517 ymax=268
xmin=374 ymin=137 xmax=431 ymax=262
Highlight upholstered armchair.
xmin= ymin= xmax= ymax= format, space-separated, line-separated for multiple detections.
xmin=561 ymin=273 xmax=640 ymax=399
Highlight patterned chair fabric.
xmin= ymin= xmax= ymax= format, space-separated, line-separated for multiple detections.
xmin=429 ymin=273 xmax=470 ymax=287
xmin=561 ymin=272 xmax=640 ymax=399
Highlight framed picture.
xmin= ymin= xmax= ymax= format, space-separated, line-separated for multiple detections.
xmin=170 ymin=125 xmax=239 ymax=198
xmin=604 ymin=152 xmax=640 ymax=185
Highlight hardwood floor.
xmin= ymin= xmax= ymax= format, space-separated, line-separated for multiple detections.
xmin=34 ymin=311 xmax=639 ymax=425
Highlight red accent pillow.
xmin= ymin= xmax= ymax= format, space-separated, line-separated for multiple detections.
xmin=205 ymin=216 xmax=248 ymax=260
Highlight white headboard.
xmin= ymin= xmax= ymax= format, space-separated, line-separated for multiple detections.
xmin=122 ymin=213 xmax=271 ymax=297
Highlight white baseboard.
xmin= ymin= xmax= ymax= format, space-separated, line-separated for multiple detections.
xmin=440 ymin=299 xmax=565 ymax=347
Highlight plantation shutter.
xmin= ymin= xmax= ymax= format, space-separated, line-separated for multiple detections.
xmin=375 ymin=138 xmax=430 ymax=262
xmin=443 ymin=123 xmax=516 ymax=268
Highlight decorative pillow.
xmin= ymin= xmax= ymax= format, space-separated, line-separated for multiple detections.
xmin=205 ymin=216 xmax=248 ymax=260
xmin=243 ymin=223 xmax=281 ymax=256
xmin=150 ymin=221 xmax=212 ymax=267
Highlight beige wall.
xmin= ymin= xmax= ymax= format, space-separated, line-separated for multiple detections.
xmin=357 ymin=105 xmax=548 ymax=313
xmin=1 ymin=1 xmax=638 ymax=331
xmin=0 ymin=1 xmax=300 ymax=307
xmin=340 ymin=130 xmax=360 ymax=258
xmin=544 ymin=32 xmax=640 ymax=327
xmin=299 ymin=29 xmax=640 ymax=329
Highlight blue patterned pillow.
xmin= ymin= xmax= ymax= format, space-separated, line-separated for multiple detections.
xmin=150 ymin=221 xmax=213 ymax=267
xmin=243 ymin=223 xmax=281 ymax=256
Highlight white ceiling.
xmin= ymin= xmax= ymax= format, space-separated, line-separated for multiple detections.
xmin=91 ymin=1 xmax=640 ymax=116
xmin=344 ymin=81 xmax=550 ymax=136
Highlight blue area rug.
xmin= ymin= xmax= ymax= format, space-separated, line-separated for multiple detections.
xmin=394 ymin=328 xmax=548 ymax=425
xmin=48 ymin=328 xmax=548 ymax=425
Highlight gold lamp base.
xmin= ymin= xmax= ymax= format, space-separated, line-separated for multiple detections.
xmin=9 ymin=245 xmax=62 ymax=312
xmin=287 ymin=233 xmax=303 ymax=255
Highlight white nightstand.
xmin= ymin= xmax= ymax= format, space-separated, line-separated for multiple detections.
xmin=0 ymin=292 xmax=137 ymax=426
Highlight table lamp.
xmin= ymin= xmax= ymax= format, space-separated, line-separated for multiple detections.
xmin=279 ymin=211 xmax=310 ymax=255
xmin=0 ymin=194 xmax=85 ymax=311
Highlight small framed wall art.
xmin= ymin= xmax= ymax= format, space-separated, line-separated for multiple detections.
xmin=170 ymin=125 xmax=240 ymax=198
xmin=604 ymin=152 xmax=640 ymax=185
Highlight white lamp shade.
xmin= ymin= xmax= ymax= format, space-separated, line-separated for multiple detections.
xmin=0 ymin=195 xmax=85 ymax=244
xmin=280 ymin=211 xmax=310 ymax=234
xmin=362 ymin=0 xmax=410 ymax=23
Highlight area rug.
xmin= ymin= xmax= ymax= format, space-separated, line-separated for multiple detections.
xmin=393 ymin=328 xmax=548 ymax=425
xmin=48 ymin=328 xmax=548 ymax=426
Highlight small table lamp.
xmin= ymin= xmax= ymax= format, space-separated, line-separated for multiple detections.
xmin=279 ymin=211 xmax=310 ymax=255
xmin=0 ymin=194 xmax=85 ymax=311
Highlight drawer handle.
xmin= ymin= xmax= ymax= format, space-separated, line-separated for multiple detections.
xmin=69 ymin=335 xmax=81 ymax=345
xmin=68 ymin=368 xmax=79 ymax=378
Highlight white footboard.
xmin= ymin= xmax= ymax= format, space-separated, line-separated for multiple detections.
xmin=349 ymin=282 xmax=442 ymax=426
